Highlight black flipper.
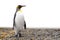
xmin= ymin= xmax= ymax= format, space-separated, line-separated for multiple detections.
xmin=24 ymin=21 xmax=26 ymax=29
xmin=13 ymin=10 xmax=17 ymax=29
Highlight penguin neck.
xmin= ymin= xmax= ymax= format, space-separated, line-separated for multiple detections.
xmin=16 ymin=11 xmax=23 ymax=15
xmin=17 ymin=10 xmax=22 ymax=13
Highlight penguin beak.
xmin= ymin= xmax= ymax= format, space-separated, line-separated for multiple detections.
xmin=22 ymin=5 xmax=26 ymax=7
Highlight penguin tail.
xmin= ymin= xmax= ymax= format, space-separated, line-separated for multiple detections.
xmin=24 ymin=21 xmax=26 ymax=29
xmin=24 ymin=26 xmax=26 ymax=29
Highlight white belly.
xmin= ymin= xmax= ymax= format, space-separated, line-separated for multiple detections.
xmin=15 ymin=13 xmax=24 ymax=30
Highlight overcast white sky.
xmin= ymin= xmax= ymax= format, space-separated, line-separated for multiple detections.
xmin=0 ymin=0 xmax=60 ymax=28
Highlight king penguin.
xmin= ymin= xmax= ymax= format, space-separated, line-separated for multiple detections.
xmin=13 ymin=5 xmax=26 ymax=37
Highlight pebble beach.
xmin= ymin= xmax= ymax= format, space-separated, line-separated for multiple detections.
xmin=0 ymin=28 xmax=60 ymax=40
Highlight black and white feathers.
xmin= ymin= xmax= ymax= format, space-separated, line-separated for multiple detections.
xmin=13 ymin=5 xmax=26 ymax=30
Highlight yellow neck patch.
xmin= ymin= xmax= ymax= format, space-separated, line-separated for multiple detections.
xmin=18 ymin=10 xmax=22 ymax=13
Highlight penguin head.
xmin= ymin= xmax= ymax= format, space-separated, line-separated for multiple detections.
xmin=16 ymin=5 xmax=25 ymax=12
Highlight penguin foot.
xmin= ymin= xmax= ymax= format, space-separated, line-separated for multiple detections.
xmin=19 ymin=33 xmax=22 ymax=37
xmin=14 ymin=35 xmax=18 ymax=37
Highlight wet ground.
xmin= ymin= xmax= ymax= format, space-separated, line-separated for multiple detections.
xmin=0 ymin=28 xmax=60 ymax=40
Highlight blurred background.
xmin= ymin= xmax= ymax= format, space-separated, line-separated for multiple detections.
xmin=0 ymin=0 xmax=60 ymax=28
